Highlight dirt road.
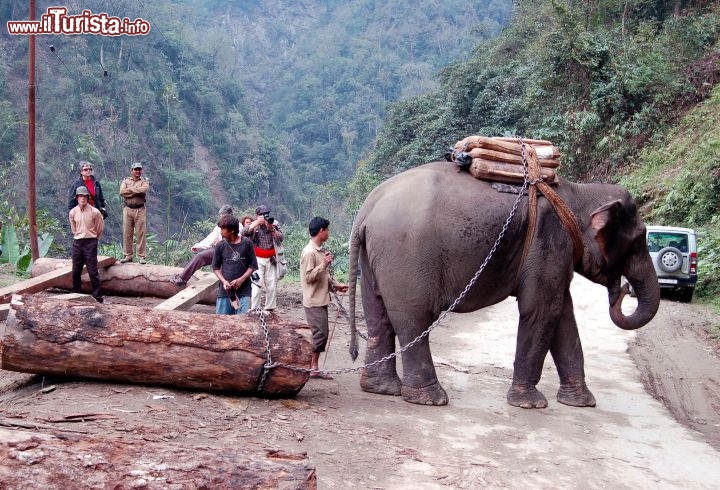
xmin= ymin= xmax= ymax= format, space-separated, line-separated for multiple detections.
xmin=1 ymin=275 xmax=719 ymax=488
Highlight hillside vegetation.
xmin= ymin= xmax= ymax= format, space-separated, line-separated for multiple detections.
xmin=0 ymin=0 xmax=511 ymax=248
xmin=621 ymin=84 xmax=720 ymax=303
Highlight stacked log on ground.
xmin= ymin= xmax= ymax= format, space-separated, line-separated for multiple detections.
xmin=453 ymin=136 xmax=561 ymax=184
xmin=0 ymin=428 xmax=316 ymax=489
xmin=31 ymin=257 xmax=216 ymax=305
xmin=1 ymin=295 xmax=312 ymax=396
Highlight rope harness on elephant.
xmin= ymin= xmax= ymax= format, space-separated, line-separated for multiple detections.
xmin=517 ymin=139 xmax=584 ymax=267
xmin=253 ymin=138 xmax=585 ymax=385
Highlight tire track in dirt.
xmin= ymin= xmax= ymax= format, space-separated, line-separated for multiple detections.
xmin=629 ymin=299 xmax=720 ymax=450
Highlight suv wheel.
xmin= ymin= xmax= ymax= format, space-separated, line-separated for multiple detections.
xmin=656 ymin=246 xmax=683 ymax=273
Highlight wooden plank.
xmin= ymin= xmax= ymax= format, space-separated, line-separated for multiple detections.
xmin=0 ymin=257 xmax=116 ymax=304
xmin=154 ymin=272 xmax=219 ymax=311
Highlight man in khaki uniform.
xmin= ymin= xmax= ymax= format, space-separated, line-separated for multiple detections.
xmin=119 ymin=162 xmax=150 ymax=263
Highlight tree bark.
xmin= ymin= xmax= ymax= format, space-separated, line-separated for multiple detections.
xmin=0 ymin=428 xmax=316 ymax=489
xmin=31 ymin=257 xmax=216 ymax=305
xmin=1 ymin=295 xmax=312 ymax=396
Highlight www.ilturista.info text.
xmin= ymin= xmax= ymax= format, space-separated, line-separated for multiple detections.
xmin=7 ymin=7 xmax=150 ymax=36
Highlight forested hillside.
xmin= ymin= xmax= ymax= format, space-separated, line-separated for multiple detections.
xmin=0 ymin=0 xmax=511 ymax=252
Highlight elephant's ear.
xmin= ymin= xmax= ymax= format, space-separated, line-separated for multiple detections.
xmin=591 ymin=200 xmax=622 ymax=262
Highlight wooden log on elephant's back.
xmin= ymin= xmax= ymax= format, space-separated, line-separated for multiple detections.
xmin=0 ymin=428 xmax=317 ymax=489
xmin=1 ymin=295 xmax=312 ymax=396
xmin=32 ymin=257 xmax=216 ymax=304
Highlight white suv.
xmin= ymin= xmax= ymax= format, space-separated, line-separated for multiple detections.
xmin=646 ymin=225 xmax=698 ymax=302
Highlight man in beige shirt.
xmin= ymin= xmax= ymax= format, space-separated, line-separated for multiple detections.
xmin=300 ymin=217 xmax=347 ymax=379
xmin=119 ymin=162 xmax=150 ymax=263
xmin=69 ymin=186 xmax=105 ymax=303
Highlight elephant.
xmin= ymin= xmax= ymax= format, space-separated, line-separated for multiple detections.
xmin=348 ymin=161 xmax=660 ymax=408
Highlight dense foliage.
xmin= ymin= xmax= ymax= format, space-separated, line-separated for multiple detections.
xmin=363 ymin=0 xmax=720 ymax=183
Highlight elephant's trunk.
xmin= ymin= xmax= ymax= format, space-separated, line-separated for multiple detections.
xmin=608 ymin=257 xmax=661 ymax=330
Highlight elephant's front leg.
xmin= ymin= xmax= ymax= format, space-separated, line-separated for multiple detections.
xmin=393 ymin=310 xmax=449 ymax=406
xmin=507 ymin=289 xmax=565 ymax=409
xmin=550 ymin=292 xmax=596 ymax=407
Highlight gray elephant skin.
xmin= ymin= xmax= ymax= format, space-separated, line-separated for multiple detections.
xmin=348 ymin=161 xmax=660 ymax=408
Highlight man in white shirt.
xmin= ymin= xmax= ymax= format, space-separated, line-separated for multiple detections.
xmin=172 ymin=205 xmax=233 ymax=287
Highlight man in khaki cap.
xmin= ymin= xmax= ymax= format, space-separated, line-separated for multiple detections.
xmin=119 ymin=162 xmax=150 ymax=263
xmin=69 ymin=186 xmax=105 ymax=303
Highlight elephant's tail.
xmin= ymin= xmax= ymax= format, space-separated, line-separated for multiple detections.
xmin=348 ymin=220 xmax=362 ymax=362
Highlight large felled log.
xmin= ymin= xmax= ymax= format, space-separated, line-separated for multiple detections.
xmin=0 ymin=428 xmax=316 ymax=489
xmin=31 ymin=257 xmax=216 ymax=305
xmin=1 ymin=295 xmax=312 ymax=396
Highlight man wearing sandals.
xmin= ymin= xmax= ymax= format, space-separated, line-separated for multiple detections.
xmin=300 ymin=217 xmax=347 ymax=379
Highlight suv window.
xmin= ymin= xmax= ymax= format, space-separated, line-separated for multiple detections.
xmin=647 ymin=232 xmax=689 ymax=253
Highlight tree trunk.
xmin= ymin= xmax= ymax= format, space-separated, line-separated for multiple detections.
xmin=0 ymin=428 xmax=316 ymax=489
xmin=1 ymin=295 xmax=312 ymax=396
xmin=31 ymin=257 xmax=216 ymax=305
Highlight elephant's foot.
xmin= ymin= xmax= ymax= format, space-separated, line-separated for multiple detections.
xmin=507 ymin=384 xmax=548 ymax=409
xmin=360 ymin=369 xmax=402 ymax=396
xmin=401 ymin=381 xmax=448 ymax=406
xmin=557 ymin=383 xmax=596 ymax=407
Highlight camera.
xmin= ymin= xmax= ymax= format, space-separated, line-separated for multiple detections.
xmin=251 ymin=272 xmax=260 ymax=282
xmin=262 ymin=212 xmax=274 ymax=224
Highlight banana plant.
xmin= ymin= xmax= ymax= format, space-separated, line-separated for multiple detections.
xmin=0 ymin=222 xmax=53 ymax=273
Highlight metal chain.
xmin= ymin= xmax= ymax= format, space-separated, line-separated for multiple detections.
xmin=257 ymin=140 xmax=532 ymax=378
xmin=256 ymin=309 xmax=275 ymax=391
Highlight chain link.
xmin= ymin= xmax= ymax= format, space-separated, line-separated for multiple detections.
xmin=257 ymin=140 xmax=531 ymax=379
xmin=256 ymin=309 xmax=275 ymax=391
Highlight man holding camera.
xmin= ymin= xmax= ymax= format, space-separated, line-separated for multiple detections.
xmin=243 ymin=204 xmax=284 ymax=312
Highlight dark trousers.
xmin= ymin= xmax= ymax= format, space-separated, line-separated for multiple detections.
xmin=72 ymin=238 xmax=102 ymax=299
xmin=179 ymin=248 xmax=215 ymax=282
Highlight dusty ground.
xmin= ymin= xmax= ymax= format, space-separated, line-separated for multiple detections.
xmin=1 ymin=272 xmax=720 ymax=488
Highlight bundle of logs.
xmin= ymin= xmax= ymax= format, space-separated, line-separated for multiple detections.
xmin=447 ymin=136 xmax=561 ymax=185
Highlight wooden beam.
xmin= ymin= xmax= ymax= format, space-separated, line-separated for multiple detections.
xmin=0 ymin=256 xmax=116 ymax=303
xmin=154 ymin=272 xmax=218 ymax=311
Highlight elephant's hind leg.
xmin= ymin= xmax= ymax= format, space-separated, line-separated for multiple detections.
xmin=359 ymin=276 xmax=401 ymax=396
xmin=393 ymin=311 xmax=448 ymax=406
